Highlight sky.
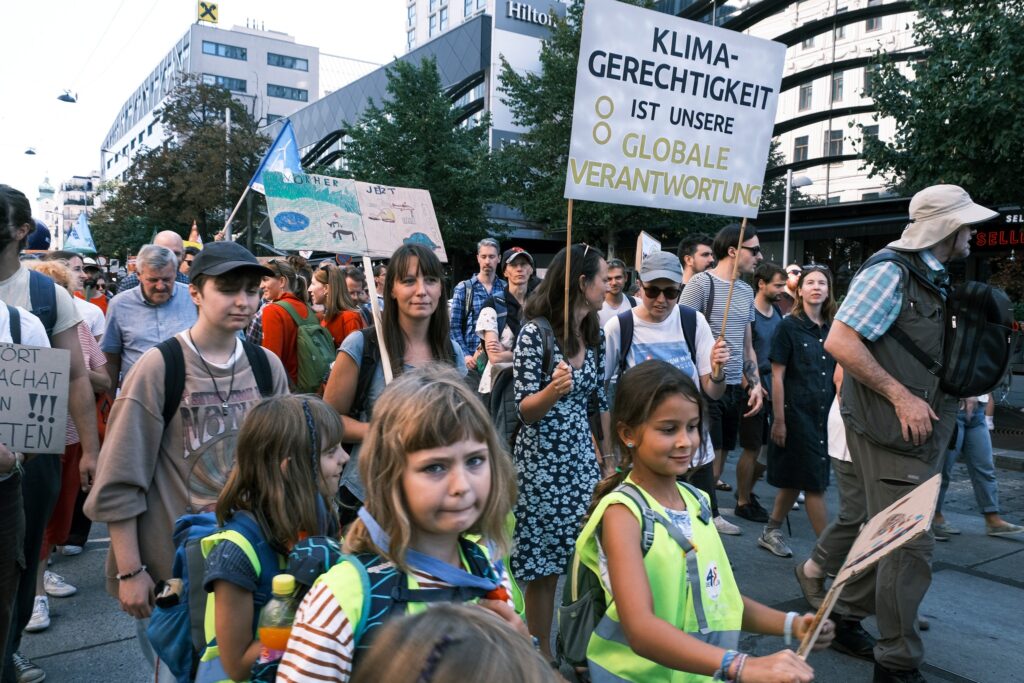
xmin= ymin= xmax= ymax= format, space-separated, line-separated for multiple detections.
xmin=0 ymin=0 xmax=407 ymax=216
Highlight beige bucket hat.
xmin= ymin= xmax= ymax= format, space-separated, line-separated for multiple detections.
xmin=888 ymin=185 xmax=997 ymax=252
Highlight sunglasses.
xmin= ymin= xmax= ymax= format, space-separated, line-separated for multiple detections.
xmin=183 ymin=259 xmax=194 ymax=266
xmin=642 ymin=284 xmax=682 ymax=300
xmin=94 ymin=283 xmax=107 ymax=290
xmin=740 ymin=245 xmax=762 ymax=255
xmin=787 ymin=269 xmax=802 ymax=276
xmin=801 ymin=264 xmax=831 ymax=273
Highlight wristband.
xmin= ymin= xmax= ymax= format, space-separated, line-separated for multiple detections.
xmin=710 ymin=374 xmax=726 ymax=384
xmin=784 ymin=611 xmax=799 ymax=646
xmin=714 ymin=650 xmax=739 ymax=681
xmin=116 ymin=565 xmax=148 ymax=581
xmin=734 ymin=653 xmax=748 ymax=682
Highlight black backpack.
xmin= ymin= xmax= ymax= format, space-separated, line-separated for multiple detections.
xmin=615 ymin=305 xmax=699 ymax=378
xmin=862 ymin=251 xmax=1014 ymax=398
xmin=488 ymin=318 xmax=557 ymax=449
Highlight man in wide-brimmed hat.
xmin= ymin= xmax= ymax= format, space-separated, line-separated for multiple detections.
xmin=816 ymin=185 xmax=997 ymax=683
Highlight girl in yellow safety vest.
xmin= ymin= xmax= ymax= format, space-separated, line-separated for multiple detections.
xmin=200 ymin=395 xmax=348 ymax=682
xmin=579 ymin=360 xmax=835 ymax=682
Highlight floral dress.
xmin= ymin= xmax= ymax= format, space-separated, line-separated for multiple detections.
xmin=511 ymin=321 xmax=607 ymax=582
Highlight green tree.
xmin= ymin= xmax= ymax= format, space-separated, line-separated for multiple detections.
xmin=337 ymin=57 xmax=498 ymax=256
xmin=91 ymin=76 xmax=269 ymax=257
xmin=858 ymin=0 xmax=1024 ymax=202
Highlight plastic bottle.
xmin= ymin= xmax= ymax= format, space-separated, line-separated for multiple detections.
xmin=256 ymin=574 xmax=298 ymax=662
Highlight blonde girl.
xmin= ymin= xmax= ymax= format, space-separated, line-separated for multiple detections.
xmin=278 ymin=365 xmax=524 ymax=683
xmin=577 ymin=360 xmax=833 ymax=682
xmin=198 ymin=395 xmax=346 ymax=682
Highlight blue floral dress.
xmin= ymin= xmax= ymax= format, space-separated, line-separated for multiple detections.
xmin=511 ymin=321 xmax=607 ymax=582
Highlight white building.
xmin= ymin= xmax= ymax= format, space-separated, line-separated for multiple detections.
xmin=55 ymin=172 xmax=100 ymax=245
xmin=35 ymin=177 xmax=60 ymax=248
xmin=101 ymin=22 xmax=376 ymax=183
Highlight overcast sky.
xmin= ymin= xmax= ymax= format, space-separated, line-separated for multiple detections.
xmin=1 ymin=0 xmax=407 ymax=216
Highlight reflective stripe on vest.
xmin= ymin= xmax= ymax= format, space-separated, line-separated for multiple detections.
xmin=577 ymin=479 xmax=743 ymax=683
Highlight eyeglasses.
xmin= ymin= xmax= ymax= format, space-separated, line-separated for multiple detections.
xmin=787 ymin=269 xmax=802 ymax=276
xmin=94 ymin=284 xmax=107 ymax=290
xmin=801 ymin=264 xmax=831 ymax=273
xmin=642 ymin=284 xmax=682 ymax=300
xmin=740 ymin=245 xmax=762 ymax=255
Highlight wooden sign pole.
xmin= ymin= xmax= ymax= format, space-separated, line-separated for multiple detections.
xmin=563 ymin=199 xmax=574 ymax=349
xmin=710 ymin=216 xmax=748 ymax=380
xmin=363 ymin=255 xmax=393 ymax=384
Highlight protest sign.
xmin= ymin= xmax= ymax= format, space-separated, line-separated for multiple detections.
xmin=796 ymin=474 xmax=941 ymax=658
xmin=635 ymin=231 xmax=661 ymax=270
xmin=564 ymin=0 xmax=785 ymax=218
xmin=264 ymin=172 xmax=447 ymax=262
xmin=0 ymin=343 xmax=70 ymax=453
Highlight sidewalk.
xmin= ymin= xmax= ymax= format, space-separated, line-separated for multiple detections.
xmin=992 ymin=404 xmax=1024 ymax=471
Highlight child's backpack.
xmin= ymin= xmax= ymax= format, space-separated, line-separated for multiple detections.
xmin=860 ymin=250 xmax=1014 ymax=398
xmin=147 ymin=512 xmax=281 ymax=683
xmin=554 ymin=482 xmax=711 ymax=683
xmin=488 ymin=317 xmax=556 ymax=449
xmin=274 ymin=300 xmax=337 ymax=393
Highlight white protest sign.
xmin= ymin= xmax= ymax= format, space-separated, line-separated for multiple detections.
xmin=354 ymin=182 xmax=447 ymax=262
xmin=635 ymin=230 xmax=661 ymax=270
xmin=564 ymin=0 xmax=785 ymax=218
xmin=0 ymin=344 xmax=70 ymax=453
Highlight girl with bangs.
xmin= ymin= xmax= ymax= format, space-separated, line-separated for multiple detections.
xmin=196 ymin=395 xmax=347 ymax=682
xmin=279 ymin=366 xmax=525 ymax=683
xmin=308 ymin=265 xmax=364 ymax=348
xmin=324 ymin=244 xmax=466 ymax=513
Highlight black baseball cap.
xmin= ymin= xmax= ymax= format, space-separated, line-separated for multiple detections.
xmin=189 ymin=242 xmax=273 ymax=278
xmin=502 ymin=246 xmax=534 ymax=267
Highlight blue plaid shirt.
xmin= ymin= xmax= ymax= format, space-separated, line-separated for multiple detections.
xmin=836 ymin=250 xmax=945 ymax=341
xmin=449 ymin=275 xmax=506 ymax=357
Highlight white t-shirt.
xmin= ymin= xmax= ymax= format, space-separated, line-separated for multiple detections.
xmin=0 ymin=303 xmax=50 ymax=347
xmin=598 ymin=295 xmax=635 ymax=327
xmin=74 ymin=297 xmax=105 ymax=338
xmin=603 ymin=306 xmax=716 ymax=468
xmin=474 ymin=305 xmax=515 ymax=394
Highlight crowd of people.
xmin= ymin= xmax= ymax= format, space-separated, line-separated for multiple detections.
xmin=0 ymin=180 xmax=1021 ymax=683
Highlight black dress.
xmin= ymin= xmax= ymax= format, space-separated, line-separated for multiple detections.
xmin=766 ymin=314 xmax=836 ymax=492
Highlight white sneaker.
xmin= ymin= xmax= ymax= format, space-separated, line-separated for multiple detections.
xmin=713 ymin=516 xmax=742 ymax=536
xmin=797 ymin=492 xmax=806 ymax=504
xmin=43 ymin=571 xmax=77 ymax=598
xmin=59 ymin=545 xmax=83 ymax=556
xmin=25 ymin=596 xmax=49 ymax=633
xmin=758 ymin=527 xmax=794 ymax=558
xmin=12 ymin=651 xmax=45 ymax=682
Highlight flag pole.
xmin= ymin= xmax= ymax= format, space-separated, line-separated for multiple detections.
xmin=563 ymin=199 xmax=574 ymax=349
xmin=710 ymin=217 xmax=747 ymax=380
xmin=222 ymin=185 xmax=251 ymax=242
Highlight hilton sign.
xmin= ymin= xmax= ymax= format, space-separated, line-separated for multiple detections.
xmin=496 ymin=0 xmax=566 ymax=38
xmin=507 ymin=1 xmax=554 ymax=26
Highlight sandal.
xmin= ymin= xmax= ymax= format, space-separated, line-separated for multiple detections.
xmin=716 ymin=480 xmax=733 ymax=492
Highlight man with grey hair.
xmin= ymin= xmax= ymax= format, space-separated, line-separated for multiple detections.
xmin=117 ymin=230 xmax=191 ymax=290
xmin=102 ymin=244 xmax=197 ymax=387
xmin=450 ymin=237 xmax=506 ymax=390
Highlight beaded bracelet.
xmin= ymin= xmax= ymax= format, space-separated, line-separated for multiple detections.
xmin=714 ymin=650 xmax=740 ymax=681
xmin=734 ymin=653 xmax=748 ymax=682
xmin=116 ymin=565 xmax=148 ymax=581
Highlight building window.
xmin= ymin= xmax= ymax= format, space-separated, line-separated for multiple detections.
xmin=202 ymin=74 xmax=247 ymax=92
xmin=464 ymin=0 xmax=473 ymax=16
xmin=407 ymin=28 xmax=416 ymax=50
xmin=478 ymin=0 xmax=485 ymax=8
xmin=824 ymin=129 xmax=844 ymax=157
xmin=866 ymin=0 xmax=882 ymax=32
xmin=835 ymin=7 xmax=847 ymax=39
xmin=268 ymin=53 xmax=309 ymax=71
xmin=827 ymin=196 xmax=842 ymax=205
xmin=831 ymin=71 xmax=844 ymax=102
xmin=802 ymin=35 xmax=815 ymax=49
xmin=793 ymin=135 xmax=809 ymax=162
xmin=266 ymin=113 xmax=282 ymax=124
xmin=862 ymin=124 xmax=879 ymax=141
xmin=267 ymin=83 xmax=308 ymax=102
xmin=408 ymin=4 xmax=416 ymax=25
xmin=862 ymin=192 xmax=880 ymax=200
xmin=440 ymin=7 xmax=448 ymax=30
xmin=798 ymin=83 xmax=813 ymax=111
xmin=202 ymin=40 xmax=247 ymax=61
xmin=863 ymin=65 xmax=878 ymax=97
xmin=429 ymin=13 xmax=437 ymax=36
xmin=429 ymin=0 xmax=438 ymax=11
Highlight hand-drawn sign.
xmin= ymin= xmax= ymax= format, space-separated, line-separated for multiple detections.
xmin=0 ymin=344 xmax=71 ymax=454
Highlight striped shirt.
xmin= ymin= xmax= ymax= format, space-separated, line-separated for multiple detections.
xmin=679 ymin=271 xmax=755 ymax=384
xmin=835 ymin=250 xmax=945 ymax=342
xmin=276 ymin=563 xmax=517 ymax=683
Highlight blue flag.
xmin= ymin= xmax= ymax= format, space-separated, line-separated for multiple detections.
xmin=64 ymin=211 xmax=97 ymax=255
xmin=249 ymin=120 xmax=303 ymax=194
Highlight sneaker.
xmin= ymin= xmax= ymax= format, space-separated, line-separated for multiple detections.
xmin=987 ymin=521 xmax=1024 ymax=537
xmin=59 ymin=544 xmax=83 ymax=556
xmin=43 ymin=570 xmax=77 ymax=598
xmin=735 ymin=502 xmax=769 ymax=523
xmin=832 ymin=619 xmax=877 ymax=661
xmin=797 ymin=491 xmax=806 ymax=503
xmin=24 ymin=596 xmax=49 ymax=633
xmin=713 ymin=516 xmax=742 ymax=536
xmin=792 ymin=499 xmax=800 ymax=510
xmin=872 ymin=662 xmax=927 ymax=683
xmin=932 ymin=521 xmax=960 ymax=537
xmin=758 ymin=527 xmax=792 ymax=557
xmin=12 ymin=651 xmax=45 ymax=683
xmin=794 ymin=562 xmax=826 ymax=609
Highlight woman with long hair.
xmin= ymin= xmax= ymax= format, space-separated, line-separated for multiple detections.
xmin=308 ymin=265 xmax=364 ymax=348
xmin=511 ymin=243 xmax=608 ymax=657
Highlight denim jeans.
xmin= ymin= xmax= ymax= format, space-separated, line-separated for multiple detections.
xmin=936 ymin=408 xmax=1000 ymax=516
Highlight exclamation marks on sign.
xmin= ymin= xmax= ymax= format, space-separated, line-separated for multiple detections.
xmin=27 ymin=394 xmax=57 ymax=423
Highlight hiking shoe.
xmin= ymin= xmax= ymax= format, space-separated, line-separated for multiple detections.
xmin=832 ymin=619 xmax=876 ymax=661
xmin=987 ymin=521 xmax=1024 ymax=537
xmin=59 ymin=544 xmax=83 ymax=556
xmin=932 ymin=521 xmax=960 ymax=538
xmin=12 ymin=652 xmax=45 ymax=683
xmin=794 ymin=562 xmax=826 ymax=608
xmin=735 ymin=502 xmax=769 ymax=523
xmin=713 ymin=516 xmax=742 ymax=536
xmin=758 ymin=527 xmax=792 ymax=557
xmin=43 ymin=571 xmax=77 ymax=598
xmin=24 ymin=596 xmax=49 ymax=633
xmin=873 ymin=662 xmax=927 ymax=683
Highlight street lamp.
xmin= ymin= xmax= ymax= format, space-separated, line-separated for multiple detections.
xmin=783 ymin=169 xmax=813 ymax=267
xmin=58 ymin=90 xmax=77 ymax=103
xmin=24 ymin=147 xmax=36 ymax=155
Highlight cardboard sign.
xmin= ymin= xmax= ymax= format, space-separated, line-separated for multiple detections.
xmin=0 ymin=344 xmax=70 ymax=453
xmin=264 ymin=172 xmax=447 ymax=262
xmin=564 ymin=0 xmax=785 ymax=218
xmin=635 ymin=231 xmax=662 ymax=270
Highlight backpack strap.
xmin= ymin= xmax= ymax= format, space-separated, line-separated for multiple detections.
xmin=626 ymin=294 xmax=637 ymax=307
xmin=703 ymin=273 xmax=716 ymax=323
xmin=6 ymin=305 xmax=21 ymax=344
xmin=771 ymin=302 xmax=783 ymax=319
xmin=27 ymin=269 xmax=57 ymax=337
xmin=676 ymin=481 xmax=712 ymax=525
xmin=157 ymin=337 xmax=187 ymax=425
xmin=459 ymin=279 xmax=473 ymax=339
xmin=678 ymin=305 xmax=698 ymax=366
xmin=275 ymin=300 xmax=313 ymax=326
xmin=529 ymin=317 xmax=557 ymax=376
xmin=241 ymin=340 xmax=274 ymax=398
xmin=616 ymin=310 xmax=634 ymax=379
xmin=221 ymin=512 xmax=283 ymax=604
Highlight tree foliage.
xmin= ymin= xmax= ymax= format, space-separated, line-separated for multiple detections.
xmin=858 ymin=0 xmax=1024 ymax=202
xmin=337 ymin=57 xmax=498 ymax=256
xmin=91 ymin=76 xmax=268 ymax=257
